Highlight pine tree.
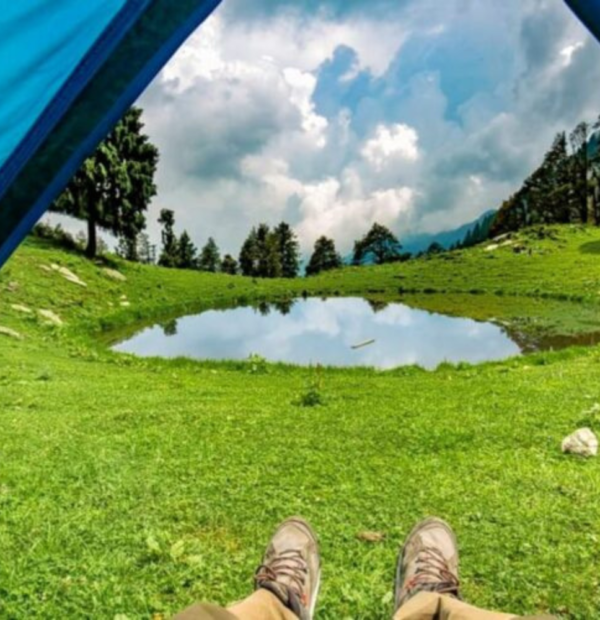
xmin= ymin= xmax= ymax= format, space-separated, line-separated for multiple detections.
xmin=137 ymin=232 xmax=154 ymax=264
xmin=198 ymin=237 xmax=221 ymax=272
xmin=264 ymin=231 xmax=283 ymax=278
xmin=589 ymin=115 xmax=600 ymax=224
xmin=569 ymin=121 xmax=591 ymax=223
xmin=544 ymin=132 xmax=571 ymax=223
xmin=158 ymin=209 xmax=179 ymax=267
xmin=51 ymin=107 xmax=159 ymax=258
xmin=256 ymin=224 xmax=273 ymax=277
xmin=273 ymin=222 xmax=300 ymax=278
xmin=247 ymin=223 xmax=282 ymax=278
xmin=353 ymin=223 xmax=402 ymax=265
xmin=460 ymin=212 xmax=497 ymax=247
xmin=491 ymin=131 xmax=572 ymax=236
xmin=177 ymin=231 xmax=197 ymax=269
xmin=221 ymin=254 xmax=238 ymax=275
xmin=306 ymin=236 xmax=342 ymax=276
xmin=239 ymin=227 xmax=260 ymax=277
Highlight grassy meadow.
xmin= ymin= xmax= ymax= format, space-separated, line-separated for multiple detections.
xmin=1 ymin=225 xmax=600 ymax=618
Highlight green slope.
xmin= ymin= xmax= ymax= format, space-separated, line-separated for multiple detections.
xmin=1 ymin=225 xmax=600 ymax=618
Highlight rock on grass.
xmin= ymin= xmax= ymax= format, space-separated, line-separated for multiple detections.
xmin=48 ymin=264 xmax=87 ymax=287
xmin=38 ymin=310 xmax=64 ymax=327
xmin=103 ymin=268 xmax=127 ymax=282
xmin=0 ymin=326 xmax=23 ymax=340
xmin=562 ymin=428 xmax=598 ymax=457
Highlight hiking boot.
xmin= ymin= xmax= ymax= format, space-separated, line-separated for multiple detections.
xmin=254 ymin=517 xmax=321 ymax=620
xmin=394 ymin=517 xmax=461 ymax=611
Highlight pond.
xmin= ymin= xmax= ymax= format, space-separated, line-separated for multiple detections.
xmin=112 ymin=297 xmax=524 ymax=369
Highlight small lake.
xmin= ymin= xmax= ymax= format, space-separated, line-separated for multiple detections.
xmin=113 ymin=297 xmax=523 ymax=369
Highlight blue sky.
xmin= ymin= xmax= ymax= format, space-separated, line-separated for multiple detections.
xmin=130 ymin=0 xmax=600 ymax=255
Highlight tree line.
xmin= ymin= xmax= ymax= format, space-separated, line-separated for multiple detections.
xmin=490 ymin=117 xmax=600 ymax=236
xmin=154 ymin=211 xmax=339 ymax=277
xmin=46 ymin=106 xmax=423 ymax=277
xmin=154 ymin=208 xmax=237 ymax=273
xmin=154 ymin=212 xmax=413 ymax=277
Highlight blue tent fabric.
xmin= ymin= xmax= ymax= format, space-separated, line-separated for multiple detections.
xmin=565 ymin=0 xmax=600 ymax=44
xmin=0 ymin=0 xmax=129 ymax=170
xmin=0 ymin=0 xmax=598 ymax=269
xmin=0 ymin=0 xmax=221 ymax=268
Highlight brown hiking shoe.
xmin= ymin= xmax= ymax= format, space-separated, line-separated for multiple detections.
xmin=254 ymin=517 xmax=321 ymax=620
xmin=394 ymin=517 xmax=461 ymax=611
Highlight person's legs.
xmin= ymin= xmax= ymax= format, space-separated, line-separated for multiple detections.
xmin=174 ymin=517 xmax=321 ymax=620
xmin=391 ymin=517 xmax=554 ymax=620
xmin=174 ymin=589 xmax=295 ymax=620
xmin=393 ymin=591 xmax=515 ymax=620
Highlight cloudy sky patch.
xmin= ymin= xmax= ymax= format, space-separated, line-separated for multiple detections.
xmin=128 ymin=0 xmax=600 ymax=256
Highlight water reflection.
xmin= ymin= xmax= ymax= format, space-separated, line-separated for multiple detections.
xmin=160 ymin=318 xmax=178 ymax=337
xmin=113 ymin=297 xmax=523 ymax=369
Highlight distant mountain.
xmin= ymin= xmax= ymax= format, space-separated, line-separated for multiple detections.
xmin=401 ymin=210 xmax=497 ymax=255
xmin=341 ymin=210 xmax=497 ymax=265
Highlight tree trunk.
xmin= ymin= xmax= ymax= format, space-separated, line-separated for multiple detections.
xmin=587 ymin=193 xmax=596 ymax=226
xmin=86 ymin=211 xmax=97 ymax=258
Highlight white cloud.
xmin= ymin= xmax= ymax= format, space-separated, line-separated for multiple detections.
xmin=361 ymin=123 xmax=420 ymax=170
xmin=294 ymin=176 xmax=415 ymax=251
xmin=373 ymin=304 xmax=414 ymax=327
xmin=136 ymin=6 xmax=414 ymax=254
xmin=219 ymin=15 xmax=406 ymax=77
xmin=560 ymin=41 xmax=584 ymax=66
xmin=282 ymin=68 xmax=328 ymax=147
xmin=130 ymin=0 xmax=600 ymax=259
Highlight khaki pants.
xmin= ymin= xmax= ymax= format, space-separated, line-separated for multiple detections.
xmin=174 ymin=589 xmax=556 ymax=619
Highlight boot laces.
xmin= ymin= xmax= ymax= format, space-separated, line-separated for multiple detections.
xmin=405 ymin=546 xmax=459 ymax=597
xmin=255 ymin=549 xmax=308 ymax=600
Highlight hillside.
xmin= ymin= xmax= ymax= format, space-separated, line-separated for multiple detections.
xmin=401 ymin=209 xmax=496 ymax=254
xmin=1 ymin=225 xmax=600 ymax=618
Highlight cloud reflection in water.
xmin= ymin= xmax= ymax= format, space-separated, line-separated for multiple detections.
xmin=113 ymin=297 xmax=521 ymax=369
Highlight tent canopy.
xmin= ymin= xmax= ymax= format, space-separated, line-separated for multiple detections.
xmin=0 ymin=0 xmax=221 ymax=268
xmin=0 ymin=0 xmax=597 ymax=269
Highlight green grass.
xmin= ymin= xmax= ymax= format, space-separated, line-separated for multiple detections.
xmin=2 ymin=225 xmax=600 ymax=618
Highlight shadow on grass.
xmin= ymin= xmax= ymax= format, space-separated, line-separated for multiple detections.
xmin=579 ymin=240 xmax=600 ymax=254
xmin=27 ymin=236 xmax=121 ymax=268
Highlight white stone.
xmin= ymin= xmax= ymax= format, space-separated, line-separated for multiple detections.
xmin=63 ymin=274 xmax=87 ymax=287
xmin=38 ymin=309 xmax=63 ymax=326
xmin=57 ymin=267 xmax=86 ymax=287
xmin=484 ymin=244 xmax=499 ymax=252
xmin=58 ymin=266 xmax=77 ymax=279
xmin=102 ymin=268 xmax=127 ymax=282
xmin=0 ymin=326 xmax=23 ymax=340
xmin=561 ymin=428 xmax=598 ymax=457
xmin=120 ymin=301 xmax=131 ymax=307
xmin=11 ymin=304 xmax=32 ymax=314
